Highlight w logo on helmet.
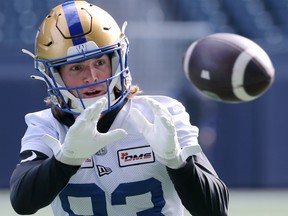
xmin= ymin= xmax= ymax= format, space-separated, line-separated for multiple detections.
xmin=67 ymin=41 xmax=100 ymax=60
xmin=75 ymin=43 xmax=88 ymax=53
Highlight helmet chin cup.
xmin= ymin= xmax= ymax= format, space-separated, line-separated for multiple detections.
xmin=58 ymin=83 xmax=117 ymax=115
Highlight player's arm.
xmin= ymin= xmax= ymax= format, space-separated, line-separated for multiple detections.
xmin=10 ymin=150 xmax=79 ymax=215
xmin=167 ymin=153 xmax=229 ymax=216
xmin=130 ymin=97 xmax=229 ymax=216
xmin=10 ymin=98 xmax=126 ymax=215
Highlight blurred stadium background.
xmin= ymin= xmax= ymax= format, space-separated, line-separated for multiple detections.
xmin=1 ymin=0 xmax=288 ymax=215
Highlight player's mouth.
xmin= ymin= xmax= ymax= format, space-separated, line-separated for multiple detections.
xmin=83 ymin=89 xmax=104 ymax=98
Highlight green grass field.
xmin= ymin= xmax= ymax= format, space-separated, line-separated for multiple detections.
xmin=1 ymin=189 xmax=288 ymax=215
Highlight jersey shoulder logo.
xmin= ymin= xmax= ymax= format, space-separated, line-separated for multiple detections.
xmin=20 ymin=151 xmax=37 ymax=163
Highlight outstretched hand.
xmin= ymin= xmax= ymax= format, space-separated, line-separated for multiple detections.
xmin=130 ymin=98 xmax=202 ymax=169
xmin=42 ymin=97 xmax=127 ymax=166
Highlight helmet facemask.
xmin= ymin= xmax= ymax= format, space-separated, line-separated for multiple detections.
xmin=37 ymin=37 xmax=131 ymax=115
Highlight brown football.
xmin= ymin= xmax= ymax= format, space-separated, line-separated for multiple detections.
xmin=183 ymin=33 xmax=275 ymax=103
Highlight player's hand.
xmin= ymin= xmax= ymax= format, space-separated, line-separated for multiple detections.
xmin=130 ymin=98 xmax=202 ymax=169
xmin=42 ymin=97 xmax=127 ymax=166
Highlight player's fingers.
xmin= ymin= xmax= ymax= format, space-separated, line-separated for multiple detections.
xmin=136 ymin=98 xmax=174 ymax=134
xmin=157 ymin=115 xmax=175 ymax=132
xmin=79 ymin=97 xmax=108 ymax=122
xmin=130 ymin=108 xmax=153 ymax=134
xmin=144 ymin=98 xmax=174 ymax=131
xmin=145 ymin=98 xmax=170 ymax=118
xmin=99 ymin=129 xmax=128 ymax=146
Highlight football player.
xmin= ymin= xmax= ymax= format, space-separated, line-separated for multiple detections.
xmin=10 ymin=1 xmax=229 ymax=215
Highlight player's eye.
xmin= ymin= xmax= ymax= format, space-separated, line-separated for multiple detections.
xmin=70 ymin=65 xmax=82 ymax=71
xmin=93 ymin=58 xmax=105 ymax=66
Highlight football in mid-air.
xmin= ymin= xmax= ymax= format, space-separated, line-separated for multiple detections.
xmin=183 ymin=33 xmax=275 ymax=103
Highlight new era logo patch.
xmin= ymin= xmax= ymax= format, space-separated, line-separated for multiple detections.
xmin=96 ymin=165 xmax=112 ymax=176
xmin=118 ymin=146 xmax=155 ymax=167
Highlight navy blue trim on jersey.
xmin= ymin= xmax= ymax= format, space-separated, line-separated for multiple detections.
xmin=62 ymin=1 xmax=87 ymax=45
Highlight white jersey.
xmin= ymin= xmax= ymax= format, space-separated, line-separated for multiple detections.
xmin=21 ymin=95 xmax=200 ymax=216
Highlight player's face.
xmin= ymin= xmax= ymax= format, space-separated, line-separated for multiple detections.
xmin=59 ymin=55 xmax=112 ymax=98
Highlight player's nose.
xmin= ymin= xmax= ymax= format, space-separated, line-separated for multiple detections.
xmin=84 ymin=66 xmax=99 ymax=83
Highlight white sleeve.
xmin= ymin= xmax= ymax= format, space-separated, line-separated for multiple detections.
xmin=169 ymin=99 xmax=200 ymax=149
xmin=20 ymin=109 xmax=67 ymax=157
